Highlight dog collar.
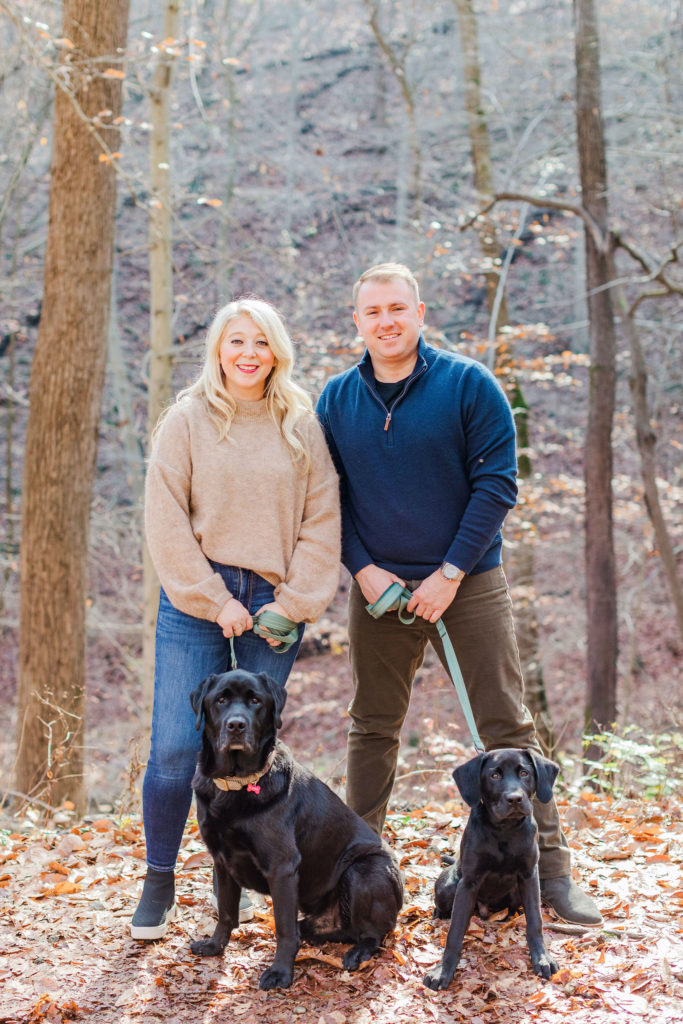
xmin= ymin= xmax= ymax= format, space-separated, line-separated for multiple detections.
xmin=212 ymin=748 xmax=277 ymax=793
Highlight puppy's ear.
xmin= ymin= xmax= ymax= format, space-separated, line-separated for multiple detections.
xmin=453 ymin=754 xmax=485 ymax=807
xmin=258 ymin=672 xmax=287 ymax=729
xmin=189 ymin=674 xmax=216 ymax=731
xmin=525 ymin=750 xmax=560 ymax=803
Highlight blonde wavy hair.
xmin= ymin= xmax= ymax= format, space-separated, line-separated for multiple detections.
xmin=154 ymin=298 xmax=313 ymax=466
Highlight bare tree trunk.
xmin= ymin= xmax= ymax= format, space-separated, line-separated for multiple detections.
xmin=143 ymin=0 xmax=181 ymax=718
xmin=453 ymin=0 xmax=508 ymax=330
xmin=611 ymin=274 xmax=683 ymax=643
xmin=363 ymin=0 xmax=421 ymax=235
xmin=16 ymin=0 xmax=130 ymax=813
xmin=574 ymin=0 xmax=618 ymax=741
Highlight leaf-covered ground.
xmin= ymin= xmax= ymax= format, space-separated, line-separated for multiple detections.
xmin=1 ymin=787 xmax=681 ymax=1024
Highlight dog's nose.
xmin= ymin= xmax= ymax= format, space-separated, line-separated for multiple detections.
xmin=505 ymin=791 xmax=524 ymax=806
xmin=226 ymin=716 xmax=246 ymax=735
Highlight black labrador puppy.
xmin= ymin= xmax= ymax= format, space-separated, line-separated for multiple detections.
xmin=424 ymin=748 xmax=560 ymax=991
xmin=189 ymin=669 xmax=403 ymax=990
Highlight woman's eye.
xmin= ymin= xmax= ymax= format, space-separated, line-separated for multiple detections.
xmin=256 ymin=339 xmax=269 ymax=347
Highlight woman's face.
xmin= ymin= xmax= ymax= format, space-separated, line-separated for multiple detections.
xmin=218 ymin=314 xmax=276 ymax=401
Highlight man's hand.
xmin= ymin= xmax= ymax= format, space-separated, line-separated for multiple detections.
xmin=355 ymin=564 xmax=406 ymax=606
xmin=216 ymin=597 xmax=253 ymax=639
xmin=406 ymin=570 xmax=461 ymax=623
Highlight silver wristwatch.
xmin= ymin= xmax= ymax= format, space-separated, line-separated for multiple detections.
xmin=439 ymin=562 xmax=465 ymax=583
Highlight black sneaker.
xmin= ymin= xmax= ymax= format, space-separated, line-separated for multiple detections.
xmin=130 ymin=868 xmax=176 ymax=940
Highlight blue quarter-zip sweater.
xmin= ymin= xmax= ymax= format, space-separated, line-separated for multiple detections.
xmin=315 ymin=337 xmax=518 ymax=579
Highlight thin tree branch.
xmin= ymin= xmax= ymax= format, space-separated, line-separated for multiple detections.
xmin=461 ymin=190 xmax=608 ymax=255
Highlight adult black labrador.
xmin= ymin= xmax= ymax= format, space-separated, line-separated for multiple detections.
xmin=424 ymin=748 xmax=560 ymax=991
xmin=189 ymin=669 xmax=403 ymax=990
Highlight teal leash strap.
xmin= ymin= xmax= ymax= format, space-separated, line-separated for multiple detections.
xmin=434 ymin=618 xmax=485 ymax=755
xmin=366 ymin=583 xmax=485 ymax=755
xmin=252 ymin=609 xmax=300 ymax=653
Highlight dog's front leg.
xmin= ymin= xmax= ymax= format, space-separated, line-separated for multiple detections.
xmin=424 ymin=876 xmax=477 ymax=990
xmin=259 ymin=859 xmax=301 ymax=990
xmin=519 ymin=869 xmax=558 ymax=979
xmin=190 ymin=861 xmax=239 ymax=957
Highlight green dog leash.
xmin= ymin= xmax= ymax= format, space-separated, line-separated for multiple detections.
xmin=365 ymin=581 xmax=485 ymax=755
xmin=228 ymin=609 xmax=300 ymax=668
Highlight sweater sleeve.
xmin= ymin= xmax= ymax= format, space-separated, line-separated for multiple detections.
xmin=144 ymin=406 xmax=233 ymax=620
xmin=316 ymin=386 xmax=372 ymax=577
xmin=273 ymin=416 xmax=341 ymax=623
xmin=444 ymin=367 xmax=518 ymax=573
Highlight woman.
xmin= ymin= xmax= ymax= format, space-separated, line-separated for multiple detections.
xmin=132 ymin=297 xmax=340 ymax=939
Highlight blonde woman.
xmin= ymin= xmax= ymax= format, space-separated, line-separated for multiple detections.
xmin=132 ymin=298 xmax=340 ymax=939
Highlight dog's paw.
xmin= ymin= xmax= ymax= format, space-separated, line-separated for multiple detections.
xmin=190 ymin=937 xmax=226 ymax=957
xmin=423 ymin=967 xmax=454 ymax=991
xmin=259 ymin=966 xmax=294 ymax=990
xmin=532 ymin=952 xmax=559 ymax=979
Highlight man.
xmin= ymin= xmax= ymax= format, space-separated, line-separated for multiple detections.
xmin=316 ymin=262 xmax=602 ymax=927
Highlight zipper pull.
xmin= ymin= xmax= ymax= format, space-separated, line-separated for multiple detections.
xmin=384 ymin=412 xmax=391 ymax=431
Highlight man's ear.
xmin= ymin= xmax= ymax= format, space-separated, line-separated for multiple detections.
xmin=453 ymin=754 xmax=485 ymax=808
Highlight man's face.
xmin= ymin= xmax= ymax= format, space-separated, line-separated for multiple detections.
xmin=353 ymin=277 xmax=425 ymax=375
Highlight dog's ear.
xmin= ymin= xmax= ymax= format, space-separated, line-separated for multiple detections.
xmin=189 ymin=674 xmax=216 ymax=731
xmin=525 ymin=750 xmax=560 ymax=803
xmin=453 ymin=754 xmax=485 ymax=807
xmin=258 ymin=672 xmax=287 ymax=729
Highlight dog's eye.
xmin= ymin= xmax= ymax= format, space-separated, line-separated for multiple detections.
xmin=216 ymin=695 xmax=227 ymax=705
xmin=490 ymin=770 xmax=501 ymax=779
xmin=249 ymin=696 xmax=261 ymax=706
xmin=519 ymin=769 xmax=529 ymax=778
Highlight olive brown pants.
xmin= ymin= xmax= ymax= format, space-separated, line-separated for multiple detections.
xmin=345 ymin=565 xmax=571 ymax=879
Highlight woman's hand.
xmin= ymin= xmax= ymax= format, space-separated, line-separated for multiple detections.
xmin=254 ymin=600 xmax=295 ymax=646
xmin=216 ymin=598 xmax=253 ymax=639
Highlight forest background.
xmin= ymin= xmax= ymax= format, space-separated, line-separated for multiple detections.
xmin=0 ymin=1 xmax=682 ymax=1021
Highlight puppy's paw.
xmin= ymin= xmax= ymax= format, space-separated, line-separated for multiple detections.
xmin=190 ymin=937 xmax=226 ymax=957
xmin=259 ymin=966 xmax=294 ymax=990
xmin=423 ymin=966 xmax=455 ymax=991
xmin=532 ymin=952 xmax=559 ymax=979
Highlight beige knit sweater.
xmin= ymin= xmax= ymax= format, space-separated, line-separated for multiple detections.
xmin=145 ymin=394 xmax=341 ymax=623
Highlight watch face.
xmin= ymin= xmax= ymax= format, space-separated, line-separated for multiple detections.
xmin=441 ymin=562 xmax=461 ymax=580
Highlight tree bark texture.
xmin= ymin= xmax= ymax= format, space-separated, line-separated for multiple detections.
xmin=574 ymin=0 xmax=618 ymax=735
xmin=453 ymin=0 xmax=509 ymax=331
xmin=143 ymin=0 xmax=180 ymax=717
xmin=612 ymin=274 xmax=683 ymax=644
xmin=16 ymin=0 xmax=130 ymax=812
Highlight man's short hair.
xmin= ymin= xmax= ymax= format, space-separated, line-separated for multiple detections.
xmin=353 ymin=262 xmax=420 ymax=309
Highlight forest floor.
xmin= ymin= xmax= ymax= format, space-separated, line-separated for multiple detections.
xmin=0 ymin=779 xmax=681 ymax=1024
xmin=2 ymin=570 xmax=683 ymax=1023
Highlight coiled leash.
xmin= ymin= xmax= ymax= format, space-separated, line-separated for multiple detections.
xmin=228 ymin=609 xmax=300 ymax=668
xmin=365 ymin=581 xmax=485 ymax=755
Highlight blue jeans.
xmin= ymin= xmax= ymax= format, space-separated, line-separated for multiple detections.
xmin=142 ymin=563 xmax=304 ymax=871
